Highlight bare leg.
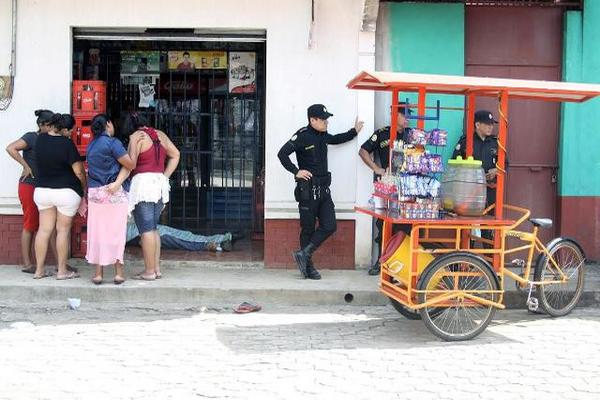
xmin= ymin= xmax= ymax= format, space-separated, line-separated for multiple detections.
xmin=50 ymin=230 xmax=76 ymax=273
xmin=21 ymin=229 xmax=35 ymax=272
xmin=114 ymin=262 xmax=125 ymax=284
xmin=139 ymin=231 xmax=157 ymax=278
xmin=55 ymin=212 xmax=75 ymax=278
xmin=154 ymin=230 xmax=161 ymax=278
xmin=92 ymin=264 xmax=103 ymax=284
xmin=34 ymin=208 xmax=56 ymax=278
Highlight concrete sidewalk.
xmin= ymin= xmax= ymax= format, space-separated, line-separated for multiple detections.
xmin=1 ymin=258 xmax=599 ymax=309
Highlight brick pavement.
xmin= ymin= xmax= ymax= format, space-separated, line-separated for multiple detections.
xmin=0 ymin=304 xmax=598 ymax=399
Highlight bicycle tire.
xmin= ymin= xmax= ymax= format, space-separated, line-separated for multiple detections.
xmin=389 ymin=298 xmax=444 ymax=320
xmin=417 ymin=252 xmax=500 ymax=341
xmin=534 ymin=238 xmax=585 ymax=317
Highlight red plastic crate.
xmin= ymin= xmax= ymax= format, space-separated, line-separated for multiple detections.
xmin=71 ymin=215 xmax=87 ymax=258
xmin=72 ymin=80 xmax=106 ymax=115
xmin=71 ymin=117 xmax=93 ymax=155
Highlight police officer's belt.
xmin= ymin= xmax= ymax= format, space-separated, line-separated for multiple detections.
xmin=309 ymin=173 xmax=331 ymax=187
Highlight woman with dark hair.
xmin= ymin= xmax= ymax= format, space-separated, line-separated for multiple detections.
xmin=33 ymin=113 xmax=86 ymax=280
xmin=5 ymin=110 xmax=53 ymax=273
xmin=123 ymin=112 xmax=180 ymax=280
xmin=85 ymin=114 xmax=140 ymax=284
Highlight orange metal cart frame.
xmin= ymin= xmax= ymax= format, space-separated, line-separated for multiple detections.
xmin=347 ymin=71 xmax=600 ymax=313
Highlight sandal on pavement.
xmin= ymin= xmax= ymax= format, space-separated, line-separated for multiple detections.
xmin=131 ymin=273 xmax=156 ymax=281
xmin=56 ymin=271 xmax=80 ymax=280
xmin=33 ymin=272 xmax=52 ymax=279
xmin=155 ymin=272 xmax=162 ymax=279
xmin=113 ymin=275 xmax=125 ymax=285
xmin=21 ymin=266 xmax=36 ymax=274
xmin=233 ymin=302 xmax=262 ymax=314
xmin=91 ymin=275 xmax=103 ymax=285
xmin=67 ymin=265 xmax=79 ymax=273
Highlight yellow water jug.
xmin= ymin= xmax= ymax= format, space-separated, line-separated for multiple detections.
xmin=381 ymin=233 xmax=434 ymax=287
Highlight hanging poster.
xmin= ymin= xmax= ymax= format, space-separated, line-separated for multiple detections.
xmin=121 ymin=51 xmax=160 ymax=74
xmin=167 ymin=51 xmax=227 ymax=71
xmin=228 ymin=52 xmax=256 ymax=94
xmin=138 ymin=83 xmax=156 ymax=108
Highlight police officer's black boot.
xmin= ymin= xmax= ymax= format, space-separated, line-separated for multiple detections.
xmin=293 ymin=243 xmax=317 ymax=278
xmin=305 ymin=258 xmax=322 ymax=280
xmin=368 ymin=262 xmax=381 ymax=276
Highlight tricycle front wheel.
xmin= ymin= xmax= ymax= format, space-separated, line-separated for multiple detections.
xmin=534 ymin=238 xmax=585 ymax=317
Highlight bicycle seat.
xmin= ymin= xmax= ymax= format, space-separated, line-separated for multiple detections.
xmin=529 ymin=218 xmax=553 ymax=228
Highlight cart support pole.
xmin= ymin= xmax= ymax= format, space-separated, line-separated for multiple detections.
xmin=496 ymin=90 xmax=508 ymax=220
xmin=466 ymin=93 xmax=475 ymax=158
xmin=417 ymin=86 xmax=426 ymax=130
xmin=382 ymin=89 xmax=400 ymax=249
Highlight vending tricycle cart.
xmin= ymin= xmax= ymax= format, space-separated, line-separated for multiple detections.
xmin=348 ymin=71 xmax=600 ymax=341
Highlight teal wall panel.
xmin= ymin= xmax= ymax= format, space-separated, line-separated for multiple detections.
xmin=388 ymin=2 xmax=465 ymax=162
xmin=560 ymin=5 xmax=600 ymax=196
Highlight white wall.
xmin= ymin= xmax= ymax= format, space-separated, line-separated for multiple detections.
xmin=0 ymin=0 xmax=374 ymax=265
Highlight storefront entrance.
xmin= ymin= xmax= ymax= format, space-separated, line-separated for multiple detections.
xmin=72 ymin=30 xmax=265 ymax=250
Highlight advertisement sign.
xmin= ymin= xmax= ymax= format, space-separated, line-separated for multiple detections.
xmin=121 ymin=51 xmax=160 ymax=74
xmin=228 ymin=52 xmax=256 ymax=93
xmin=167 ymin=51 xmax=227 ymax=71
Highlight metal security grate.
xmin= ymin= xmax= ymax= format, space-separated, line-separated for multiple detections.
xmin=73 ymin=39 xmax=265 ymax=236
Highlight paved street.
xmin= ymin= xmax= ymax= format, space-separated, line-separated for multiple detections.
xmin=0 ymin=304 xmax=599 ymax=400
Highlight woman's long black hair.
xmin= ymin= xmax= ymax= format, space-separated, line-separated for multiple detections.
xmin=49 ymin=113 xmax=76 ymax=131
xmin=91 ymin=113 xmax=111 ymax=139
xmin=121 ymin=111 xmax=149 ymax=137
xmin=34 ymin=109 xmax=54 ymax=127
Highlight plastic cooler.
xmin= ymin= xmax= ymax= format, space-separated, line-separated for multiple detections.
xmin=380 ymin=231 xmax=434 ymax=287
xmin=72 ymin=80 xmax=106 ymax=115
xmin=72 ymin=117 xmax=93 ymax=155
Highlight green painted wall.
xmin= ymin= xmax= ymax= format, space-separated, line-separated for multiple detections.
xmin=388 ymin=2 xmax=465 ymax=162
xmin=560 ymin=5 xmax=600 ymax=196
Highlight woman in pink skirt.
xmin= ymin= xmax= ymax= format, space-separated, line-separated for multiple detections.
xmin=86 ymin=114 xmax=142 ymax=284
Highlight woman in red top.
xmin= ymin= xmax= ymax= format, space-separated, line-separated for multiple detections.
xmin=124 ymin=112 xmax=180 ymax=280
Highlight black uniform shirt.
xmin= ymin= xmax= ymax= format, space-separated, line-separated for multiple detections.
xmin=451 ymin=133 xmax=501 ymax=173
xmin=277 ymin=125 xmax=357 ymax=177
xmin=360 ymin=126 xmax=410 ymax=174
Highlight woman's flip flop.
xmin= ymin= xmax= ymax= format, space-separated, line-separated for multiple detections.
xmin=233 ymin=302 xmax=262 ymax=314
xmin=56 ymin=271 xmax=80 ymax=280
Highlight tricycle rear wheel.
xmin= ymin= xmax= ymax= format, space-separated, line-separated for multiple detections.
xmin=417 ymin=252 xmax=500 ymax=341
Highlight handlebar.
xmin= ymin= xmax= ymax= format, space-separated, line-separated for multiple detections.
xmin=483 ymin=203 xmax=531 ymax=230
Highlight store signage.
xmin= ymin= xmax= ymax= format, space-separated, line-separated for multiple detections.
xmin=167 ymin=51 xmax=228 ymax=70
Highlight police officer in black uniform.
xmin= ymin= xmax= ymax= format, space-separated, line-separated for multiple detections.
xmin=452 ymin=109 xmax=505 ymax=245
xmin=359 ymin=103 xmax=411 ymax=275
xmin=278 ymin=104 xmax=364 ymax=279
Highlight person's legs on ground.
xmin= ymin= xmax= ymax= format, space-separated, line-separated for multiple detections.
xmin=113 ymin=262 xmax=125 ymax=284
xmin=153 ymin=201 xmax=162 ymax=278
xmin=50 ymin=230 xmax=77 ymax=273
xmin=18 ymin=182 xmax=38 ymax=273
xmin=139 ymin=232 xmax=157 ymax=278
xmin=133 ymin=202 xmax=159 ymax=280
xmin=33 ymin=207 xmax=56 ymax=278
xmin=55 ymin=211 xmax=77 ymax=279
xmin=293 ymin=198 xmax=317 ymax=278
xmin=303 ymin=191 xmax=337 ymax=280
xmin=92 ymin=264 xmax=103 ymax=284
xmin=368 ymin=219 xmax=383 ymax=276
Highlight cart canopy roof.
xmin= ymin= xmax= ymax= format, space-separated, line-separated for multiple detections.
xmin=347 ymin=71 xmax=600 ymax=102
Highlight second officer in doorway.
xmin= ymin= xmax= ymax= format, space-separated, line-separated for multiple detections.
xmin=278 ymin=104 xmax=364 ymax=279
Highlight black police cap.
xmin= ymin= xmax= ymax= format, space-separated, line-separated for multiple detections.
xmin=307 ymin=104 xmax=334 ymax=120
xmin=474 ymin=110 xmax=498 ymax=124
